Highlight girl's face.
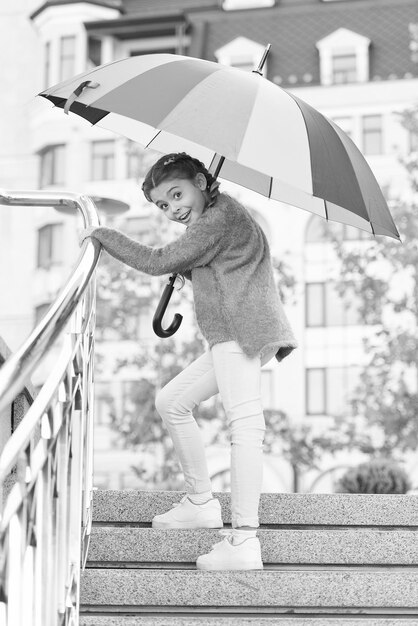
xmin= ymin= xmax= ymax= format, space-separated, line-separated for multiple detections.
xmin=149 ymin=173 xmax=208 ymax=227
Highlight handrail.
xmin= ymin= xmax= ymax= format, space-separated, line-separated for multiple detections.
xmin=0 ymin=190 xmax=100 ymax=415
xmin=0 ymin=189 xmax=102 ymax=626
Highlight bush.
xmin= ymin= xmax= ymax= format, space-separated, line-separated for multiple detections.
xmin=336 ymin=459 xmax=411 ymax=494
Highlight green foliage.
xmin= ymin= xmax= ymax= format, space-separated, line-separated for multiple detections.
xmin=263 ymin=410 xmax=347 ymax=470
xmin=252 ymin=408 xmax=352 ymax=492
xmin=271 ymin=256 xmax=298 ymax=306
xmin=326 ymin=106 xmax=418 ymax=460
xmin=95 ymin=251 xmax=153 ymax=341
xmin=336 ymin=459 xmax=411 ymax=494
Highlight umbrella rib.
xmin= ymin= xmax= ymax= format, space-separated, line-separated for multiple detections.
xmin=208 ymin=154 xmax=217 ymax=175
xmin=145 ymin=129 xmax=161 ymax=149
xmin=370 ymin=218 xmax=376 ymax=238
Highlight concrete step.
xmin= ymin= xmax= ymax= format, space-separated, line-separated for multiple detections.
xmin=79 ymin=617 xmax=418 ymax=626
xmin=80 ymin=569 xmax=418 ymax=610
xmin=92 ymin=490 xmax=418 ymax=527
xmin=87 ymin=527 xmax=418 ymax=565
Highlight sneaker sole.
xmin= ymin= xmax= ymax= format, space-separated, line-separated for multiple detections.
xmin=196 ymin=561 xmax=264 ymax=571
xmin=152 ymin=519 xmax=224 ymax=530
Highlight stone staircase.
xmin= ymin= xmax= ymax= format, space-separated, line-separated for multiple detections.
xmin=79 ymin=490 xmax=418 ymax=625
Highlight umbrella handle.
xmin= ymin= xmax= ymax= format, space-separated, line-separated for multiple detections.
xmin=153 ymin=274 xmax=183 ymax=338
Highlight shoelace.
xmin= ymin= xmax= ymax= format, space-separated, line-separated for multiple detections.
xmin=213 ymin=529 xmax=258 ymax=550
xmin=171 ymin=495 xmax=189 ymax=508
xmin=218 ymin=529 xmax=234 ymax=539
xmin=208 ymin=529 xmax=235 ymax=551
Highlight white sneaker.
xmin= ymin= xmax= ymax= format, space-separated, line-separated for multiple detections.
xmin=152 ymin=495 xmax=223 ymax=529
xmin=196 ymin=529 xmax=263 ymax=571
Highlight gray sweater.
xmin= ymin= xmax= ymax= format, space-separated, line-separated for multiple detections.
xmin=82 ymin=192 xmax=298 ymax=363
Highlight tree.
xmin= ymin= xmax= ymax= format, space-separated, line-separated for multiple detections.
xmin=336 ymin=459 xmax=411 ymax=494
xmin=325 ymin=106 xmax=418 ymax=460
xmin=263 ymin=410 xmax=348 ymax=492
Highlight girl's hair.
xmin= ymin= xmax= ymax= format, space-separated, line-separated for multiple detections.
xmin=142 ymin=152 xmax=219 ymax=204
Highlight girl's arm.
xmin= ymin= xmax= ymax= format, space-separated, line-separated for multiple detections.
xmin=79 ymin=211 xmax=226 ymax=276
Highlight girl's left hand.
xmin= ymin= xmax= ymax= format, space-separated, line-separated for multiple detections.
xmin=79 ymin=225 xmax=99 ymax=247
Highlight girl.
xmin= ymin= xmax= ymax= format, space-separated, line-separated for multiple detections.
xmin=80 ymin=152 xmax=298 ymax=571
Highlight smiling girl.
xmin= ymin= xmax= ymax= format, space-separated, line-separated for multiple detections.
xmin=80 ymin=152 xmax=298 ymax=571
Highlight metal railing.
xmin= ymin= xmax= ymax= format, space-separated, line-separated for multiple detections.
xmin=0 ymin=190 xmax=101 ymax=626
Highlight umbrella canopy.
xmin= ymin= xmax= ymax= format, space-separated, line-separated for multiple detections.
xmin=39 ymin=53 xmax=400 ymax=240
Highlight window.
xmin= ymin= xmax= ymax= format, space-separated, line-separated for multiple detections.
xmin=306 ymin=282 xmax=362 ymax=327
xmin=306 ymin=366 xmax=360 ymax=417
xmin=306 ymin=215 xmax=367 ymax=243
xmin=316 ymin=29 xmax=370 ymax=86
xmin=94 ymin=381 xmax=115 ymax=427
xmin=94 ymin=379 xmax=153 ymax=430
xmin=306 ymin=216 xmax=330 ymax=242
xmin=331 ymin=53 xmax=357 ymax=84
xmin=331 ymin=117 xmax=353 ymax=140
xmin=125 ymin=141 xmax=159 ymax=180
xmin=126 ymin=145 xmax=142 ymax=178
xmin=39 ymin=145 xmax=65 ymax=187
xmin=121 ymin=34 xmax=189 ymax=59
xmin=229 ymin=58 xmax=255 ymax=72
xmin=223 ymin=0 xmax=275 ymax=8
xmin=129 ymin=47 xmax=176 ymax=57
xmin=37 ymin=224 xmax=63 ymax=269
xmin=125 ymin=140 xmax=155 ymax=179
xmin=215 ymin=37 xmax=267 ymax=75
xmin=362 ymin=115 xmax=383 ymax=155
xmin=306 ymin=283 xmax=325 ymax=327
xmin=409 ymin=23 xmax=418 ymax=63
xmin=87 ymin=36 xmax=102 ymax=69
xmin=91 ymin=140 xmax=115 ymax=180
xmin=330 ymin=283 xmax=353 ymax=326
xmin=44 ymin=41 xmax=51 ymax=89
xmin=59 ymin=36 xmax=76 ymax=82
xmin=306 ymin=368 xmax=325 ymax=415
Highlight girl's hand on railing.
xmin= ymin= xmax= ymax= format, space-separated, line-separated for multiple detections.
xmin=79 ymin=226 xmax=99 ymax=247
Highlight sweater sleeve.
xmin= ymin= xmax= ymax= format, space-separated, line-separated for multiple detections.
xmin=85 ymin=206 xmax=226 ymax=276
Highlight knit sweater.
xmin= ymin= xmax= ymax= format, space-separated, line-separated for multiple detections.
xmin=82 ymin=192 xmax=298 ymax=363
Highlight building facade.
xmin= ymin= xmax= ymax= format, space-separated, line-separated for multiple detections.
xmin=1 ymin=0 xmax=417 ymax=490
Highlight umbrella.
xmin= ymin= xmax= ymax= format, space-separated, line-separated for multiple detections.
xmin=39 ymin=48 xmax=400 ymax=336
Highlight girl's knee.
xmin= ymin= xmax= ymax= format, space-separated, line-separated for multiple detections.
xmin=224 ymin=398 xmax=266 ymax=446
xmin=155 ymin=386 xmax=194 ymax=425
xmin=230 ymin=414 xmax=266 ymax=447
xmin=155 ymin=386 xmax=170 ymax=418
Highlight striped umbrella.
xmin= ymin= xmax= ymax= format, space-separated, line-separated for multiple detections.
xmin=39 ymin=51 xmax=400 ymax=241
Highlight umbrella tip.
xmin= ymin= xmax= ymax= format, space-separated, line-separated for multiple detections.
xmin=252 ymin=44 xmax=271 ymax=76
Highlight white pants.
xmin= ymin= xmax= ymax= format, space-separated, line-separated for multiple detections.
xmin=155 ymin=340 xmax=276 ymax=528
